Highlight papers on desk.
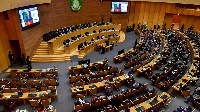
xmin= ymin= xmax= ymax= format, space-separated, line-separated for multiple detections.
xmin=5 ymin=95 xmax=11 ymax=99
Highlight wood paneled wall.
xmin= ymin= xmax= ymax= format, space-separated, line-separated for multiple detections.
xmin=21 ymin=0 xmax=128 ymax=57
xmin=0 ymin=0 xmax=51 ymax=12
xmin=0 ymin=13 xmax=12 ymax=72
xmin=128 ymin=1 xmax=200 ymax=31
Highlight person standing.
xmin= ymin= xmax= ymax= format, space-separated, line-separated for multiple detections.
xmin=26 ymin=56 xmax=32 ymax=69
xmin=8 ymin=51 xmax=14 ymax=65
xmin=20 ymin=53 xmax=25 ymax=67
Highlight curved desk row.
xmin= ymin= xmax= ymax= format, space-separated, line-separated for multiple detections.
xmin=78 ymin=36 xmax=120 ymax=59
xmin=0 ymin=89 xmax=58 ymax=104
xmin=68 ymin=60 xmax=108 ymax=74
xmin=71 ymin=74 xmax=132 ymax=96
xmin=178 ymin=32 xmax=200 ymax=61
xmin=65 ymin=30 xmax=119 ymax=54
xmin=129 ymin=92 xmax=170 ymax=112
xmin=48 ymin=24 xmax=121 ymax=54
xmin=170 ymin=60 xmax=198 ymax=96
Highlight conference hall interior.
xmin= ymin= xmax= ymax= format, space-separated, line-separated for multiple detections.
xmin=0 ymin=0 xmax=200 ymax=112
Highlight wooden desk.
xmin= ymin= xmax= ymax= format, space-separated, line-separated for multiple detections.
xmin=71 ymin=74 xmax=132 ymax=96
xmin=170 ymin=65 xmax=197 ymax=94
xmin=65 ymin=31 xmax=119 ymax=54
xmin=6 ymin=68 xmax=58 ymax=78
xmin=68 ymin=60 xmax=107 ymax=74
xmin=48 ymin=24 xmax=121 ymax=54
xmin=0 ymin=90 xmax=58 ymax=105
xmin=129 ymin=92 xmax=170 ymax=112
xmin=79 ymin=36 xmax=119 ymax=58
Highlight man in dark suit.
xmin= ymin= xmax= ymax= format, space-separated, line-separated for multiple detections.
xmin=154 ymin=24 xmax=157 ymax=29
xmin=132 ymin=23 xmax=135 ymax=30
xmin=20 ymin=52 xmax=25 ymax=67
xmin=138 ymin=23 xmax=140 ymax=29
xmin=8 ymin=51 xmax=14 ymax=64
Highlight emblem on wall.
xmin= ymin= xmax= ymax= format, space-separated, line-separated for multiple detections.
xmin=70 ymin=0 xmax=82 ymax=12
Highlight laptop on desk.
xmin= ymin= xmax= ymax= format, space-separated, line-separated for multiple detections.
xmin=28 ymin=94 xmax=37 ymax=97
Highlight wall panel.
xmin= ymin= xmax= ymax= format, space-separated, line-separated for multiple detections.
xmin=147 ymin=2 xmax=156 ymax=29
xmin=158 ymin=3 xmax=167 ymax=27
xmin=138 ymin=2 xmax=146 ymax=23
xmin=171 ymin=4 xmax=178 ymax=14
xmin=143 ymin=2 xmax=151 ymax=23
xmin=185 ymin=16 xmax=195 ymax=29
xmin=165 ymin=3 xmax=172 ymax=13
xmin=188 ymin=9 xmax=196 ymax=15
xmin=152 ymin=3 xmax=161 ymax=26
xmin=133 ymin=2 xmax=141 ymax=24
xmin=193 ymin=16 xmax=200 ymax=31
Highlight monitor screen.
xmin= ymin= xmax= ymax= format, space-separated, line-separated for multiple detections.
xmin=18 ymin=5 xmax=40 ymax=30
xmin=111 ymin=2 xmax=128 ymax=13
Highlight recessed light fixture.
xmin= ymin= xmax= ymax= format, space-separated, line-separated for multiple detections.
xmin=178 ymin=14 xmax=179 ymax=15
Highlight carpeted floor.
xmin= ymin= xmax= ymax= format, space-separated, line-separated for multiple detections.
xmin=0 ymin=31 xmax=198 ymax=112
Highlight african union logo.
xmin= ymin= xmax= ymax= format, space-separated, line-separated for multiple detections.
xmin=70 ymin=0 xmax=82 ymax=12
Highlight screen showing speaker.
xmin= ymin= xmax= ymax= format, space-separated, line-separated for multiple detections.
xmin=18 ymin=5 xmax=40 ymax=30
xmin=111 ymin=2 xmax=128 ymax=13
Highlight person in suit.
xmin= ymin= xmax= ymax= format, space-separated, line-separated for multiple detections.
xmin=138 ymin=23 xmax=140 ymax=29
xmin=181 ymin=24 xmax=184 ymax=32
xmin=132 ymin=23 xmax=135 ymax=30
xmin=20 ymin=52 xmax=25 ymax=67
xmin=8 ymin=51 xmax=14 ymax=64
xmin=157 ymin=24 xmax=160 ymax=30
xmin=154 ymin=24 xmax=157 ymax=29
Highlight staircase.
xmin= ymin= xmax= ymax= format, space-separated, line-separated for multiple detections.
xmin=34 ymin=42 xmax=49 ymax=55
xmin=54 ymin=46 xmax=65 ymax=55
xmin=119 ymin=31 xmax=126 ymax=43
xmin=31 ymin=54 xmax=71 ymax=62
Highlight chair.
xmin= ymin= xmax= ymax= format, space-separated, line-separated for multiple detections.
xmin=16 ymin=81 xmax=24 ymax=87
xmin=114 ymin=82 xmax=121 ymax=90
xmin=95 ymin=64 xmax=101 ymax=70
xmin=43 ymin=79 xmax=50 ymax=86
xmin=41 ymin=87 xmax=48 ymax=91
xmin=34 ymin=72 xmax=41 ymax=79
xmin=83 ymin=68 xmax=90 ymax=74
xmin=76 ymin=94 xmax=85 ymax=101
xmin=33 ymin=80 xmax=41 ymax=87
xmin=77 ymin=75 xmax=83 ymax=81
xmin=41 ymin=98 xmax=51 ymax=106
xmin=140 ymin=96 xmax=146 ymax=103
xmin=94 ymin=100 xmax=101 ymax=108
xmin=125 ymin=103 xmax=131 ymax=109
xmin=10 ymin=72 xmax=18 ymax=78
xmin=29 ymin=99 xmax=40 ymax=108
xmin=74 ymin=104 xmax=83 ymax=112
xmin=130 ymin=89 xmax=137 ymax=96
xmin=137 ymin=86 xmax=144 ymax=93
xmin=181 ymin=90 xmax=191 ymax=98
xmin=47 ymin=86 xmax=55 ymax=90
xmin=10 ymin=81 xmax=17 ymax=88
xmin=49 ymin=79 xmax=57 ymax=86
xmin=3 ymin=88 xmax=11 ymax=93
xmin=118 ymin=105 xmax=125 ymax=111
xmin=107 ymin=108 xmax=114 ymax=112
xmin=83 ymin=103 xmax=91 ymax=110
xmin=89 ymin=87 xmax=97 ymax=96
xmin=70 ymin=76 xmax=76 ymax=83
xmin=102 ymin=98 xmax=108 ymax=105
xmin=133 ymin=98 xmax=140 ymax=105
xmin=26 ymin=81 xmax=34 ymax=86
xmin=95 ymin=78 xmax=100 ymax=83
xmin=143 ymin=83 xmax=148 ymax=90
xmin=21 ymin=88 xmax=29 ymax=93
xmin=30 ymin=88 xmax=37 ymax=92
xmin=11 ymin=88 xmax=18 ymax=93
xmin=117 ymin=94 xmax=124 ymax=101
xmin=0 ymin=81 xmax=9 ymax=85
xmin=47 ymin=74 xmax=54 ymax=79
